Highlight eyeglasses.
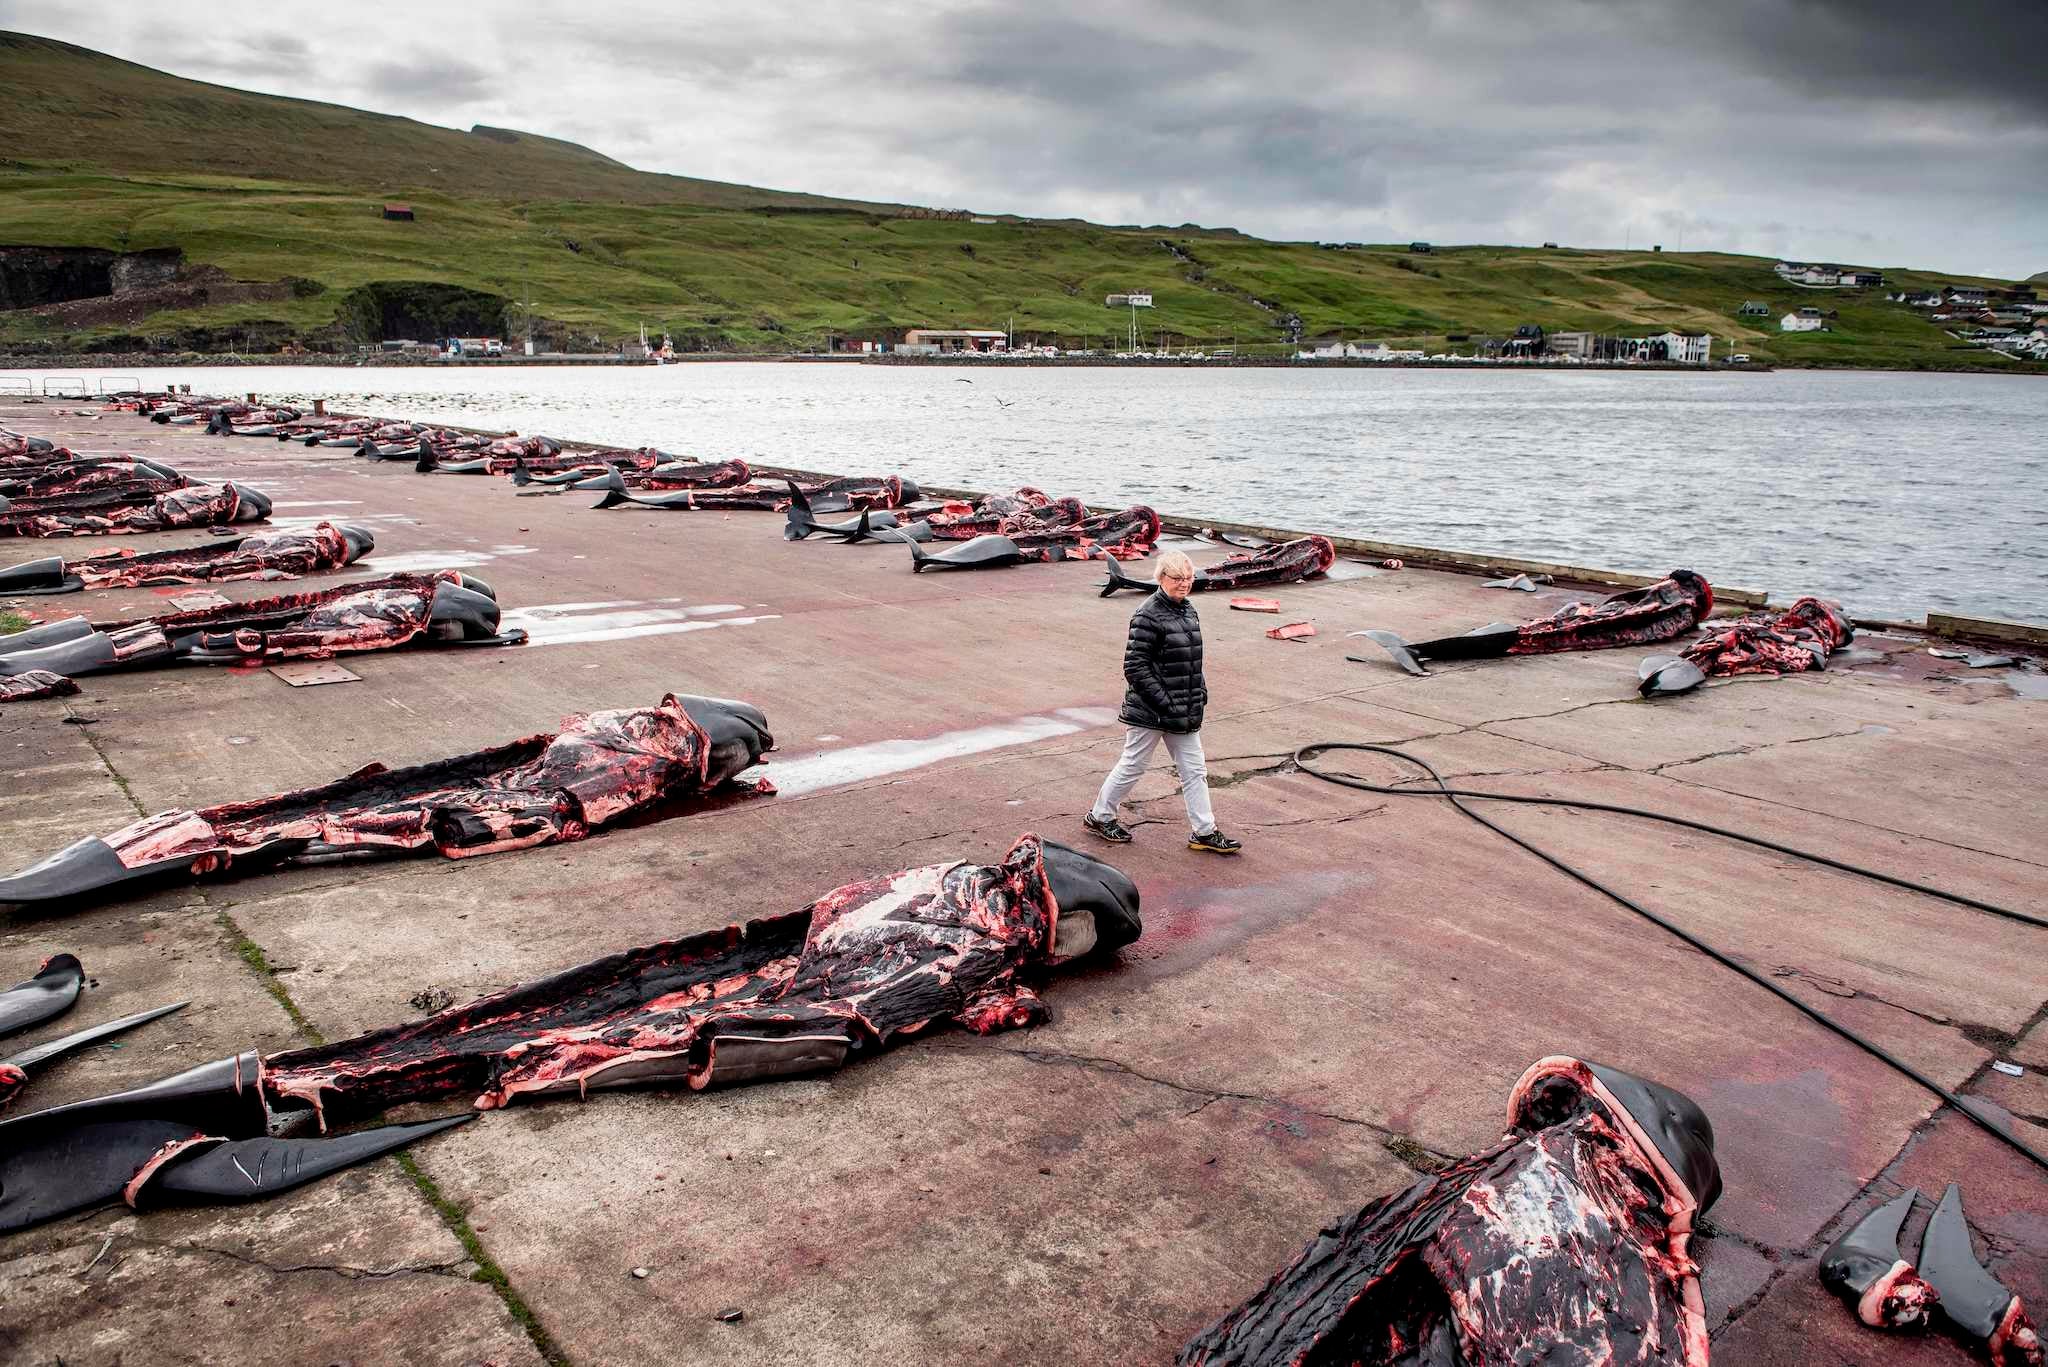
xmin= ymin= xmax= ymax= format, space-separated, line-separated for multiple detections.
xmin=1160 ymin=573 xmax=1195 ymax=583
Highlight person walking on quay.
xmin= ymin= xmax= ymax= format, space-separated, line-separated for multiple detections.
xmin=1084 ymin=550 xmax=1243 ymax=854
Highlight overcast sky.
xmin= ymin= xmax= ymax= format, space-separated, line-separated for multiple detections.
xmin=7 ymin=0 xmax=2044 ymax=277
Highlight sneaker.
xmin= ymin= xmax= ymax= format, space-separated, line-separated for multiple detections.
xmin=1082 ymin=812 xmax=1133 ymax=844
xmin=1188 ymin=828 xmax=1243 ymax=855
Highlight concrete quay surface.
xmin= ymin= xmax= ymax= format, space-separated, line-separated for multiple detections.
xmin=1 ymin=397 xmax=2043 ymax=1366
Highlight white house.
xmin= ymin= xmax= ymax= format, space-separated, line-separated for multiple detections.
xmin=1652 ymin=331 xmax=1713 ymax=364
xmin=1781 ymin=312 xmax=1825 ymax=332
xmin=1616 ymin=332 xmax=1712 ymax=363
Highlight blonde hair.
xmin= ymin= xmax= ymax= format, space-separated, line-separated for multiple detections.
xmin=1155 ymin=550 xmax=1195 ymax=581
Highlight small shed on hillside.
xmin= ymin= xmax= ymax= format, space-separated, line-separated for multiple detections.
xmin=381 ymin=202 xmax=415 ymax=221
xmin=1738 ymin=301 xmax=1771 ymax=317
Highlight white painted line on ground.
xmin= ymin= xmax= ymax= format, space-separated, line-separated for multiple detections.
xmin=750 ymin=706 xmax=1120 ymax=797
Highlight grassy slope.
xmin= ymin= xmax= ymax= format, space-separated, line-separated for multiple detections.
xmin=0 ymin=32 xmax=2036 ymax=369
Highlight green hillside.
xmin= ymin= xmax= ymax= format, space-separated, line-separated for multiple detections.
xmin=0 ymin=31 xmax=2037 ymax=369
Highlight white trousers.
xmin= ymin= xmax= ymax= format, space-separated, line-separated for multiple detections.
xmin=1091 ymin=726 xmax=1216 ymax=834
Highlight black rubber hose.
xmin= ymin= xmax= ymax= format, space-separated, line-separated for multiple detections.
xmin=1299 ymin=746 xmax=2043 ymax=930
xmin=1294 ymin=741 xmax=2048 ymax=1176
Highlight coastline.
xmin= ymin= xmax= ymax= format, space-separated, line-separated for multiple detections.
xmin=3 ymin=351 xmax=2041 ymax=375
xmin=153 ymin=395 xmax=2048 ymax=643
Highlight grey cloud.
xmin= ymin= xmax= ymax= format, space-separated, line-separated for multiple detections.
xmin=360 ymin=55 xmax=494 ymax=105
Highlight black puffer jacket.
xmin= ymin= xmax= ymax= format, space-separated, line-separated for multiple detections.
xmin=1120 ymin=591 xmax=1206 ymax=733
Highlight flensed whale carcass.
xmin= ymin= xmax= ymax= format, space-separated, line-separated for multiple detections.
xmin=0 ymin=482 xmax=273 ymax=538
xmin=1638 ymin=595 xmax=1853 ymax=697
xmin=0 ymin=570 xmax=519 ymax=697
xmin=907 ymin=506 xmax=1162 ymax=572
xmin=0 ymin=457 xmax=186 ymax=502
xmin=924 ymin=487 xmax=1085 ymax=540
xmin=1098 ymin=535 xmax=1337 ymax=596
xmin=0 ymin=694 xmax=772 ymax=909
xmin=0 ymin=521 xmax=374 ymax=595
xmin=0 ymin=833 xmax=1137 ymax=1234
xmin=1180 ymin=1056 xmax=1720 ymax=1367
xmin=1353 ymin=569 xmax=1715 ymax=675
xmin=591 ymin=469 xmax=918 ymax=513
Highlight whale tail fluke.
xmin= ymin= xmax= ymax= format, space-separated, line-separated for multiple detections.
xmin=1346 ymin=629 xmax=1427 ymax=676
xmin=1097 ymin=558 xmax=1153 ymax=598
xmin=1637 ymin=655 xmax=1708 ymax=698
xmin=838 ymin=508 xmax=876 ymax=544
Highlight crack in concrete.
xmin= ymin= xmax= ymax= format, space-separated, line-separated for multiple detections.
xmin=1771 ymin=964 xmax=1954 ymax=1027
xmin=929 ymin=1040 xmax=1455 ymax=1175
xmin=63 ymin=698 xmax=149 ymax=818
xmin=1710 ymin=1266 xmax=1788 ymax=1339
xmin=1643 ymin=727 xmax=1869 ymax=776
xmin=82 ymin=1234 xmax=475 ymax=1282
xmin=1243 ymin=804 xmax=1388 ymax=830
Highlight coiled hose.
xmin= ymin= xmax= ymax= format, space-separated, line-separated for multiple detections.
xmin=1293 ymin=741 xmax=2048 ymax=1175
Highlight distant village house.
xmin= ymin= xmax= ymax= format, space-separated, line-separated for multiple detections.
xmin=380 ymin=202 xmax=414 ymax=221
xmin=1773 ymin=260 xmax=1881 ymax=288
xmin=899 ymin=328 xmax=1007 ymax=354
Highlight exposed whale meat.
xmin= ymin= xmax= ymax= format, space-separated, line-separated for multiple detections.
xmin=1353 ymin=569 xmax=1715 ymax=676
xmin=0 ymin=457 xmax=185 ymax=501
xmin=907 ymin=506 xmax=1161 ymax=572
xmin=0 ymin=669 xmax=78 ymax=702
xmin=1920 ymin=1184 xmax=2042 ymax=1366
xmin=539 ymin=456 xmax=757 ymax=490
xmin=0 ymin=482 xmax=273 ymax=538
xmin=925 ymin=488 xmax=1085 ymax=540
xmin=0 ymin=521 xmax=373 ymax=595
xmin=1638 ymin=596 xmax=1853 ymax=697
xmin=635 ymin=457 xmax=753 ymax=490
xmin=591 ymin=470 xmax=916 ymax=513
xmin=1 ymin=429 xmax=65 ymax=463
xmin=1820 ymin=1189 xmax=1941 ymax=1330
xmin=1819 ymin=1184 xmax=2043 ymax=1365
xmin=0 ymin=833 xmax=1136 ymax=1232
xmin=263 ymin=832 xmax=1137 ymax=1119
xmin=0 ymin=693 xmax=773 ymax=909
xmin=1180 ymin=1056 xmax=1720 ymax=1367
xmin=1004 ymin=503 xmax=1160 ymax=556
xmin=1099 ymin=535 xmax=1337 ymax=596
xmin=0 ymin=570 xmax=519 ymax=696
